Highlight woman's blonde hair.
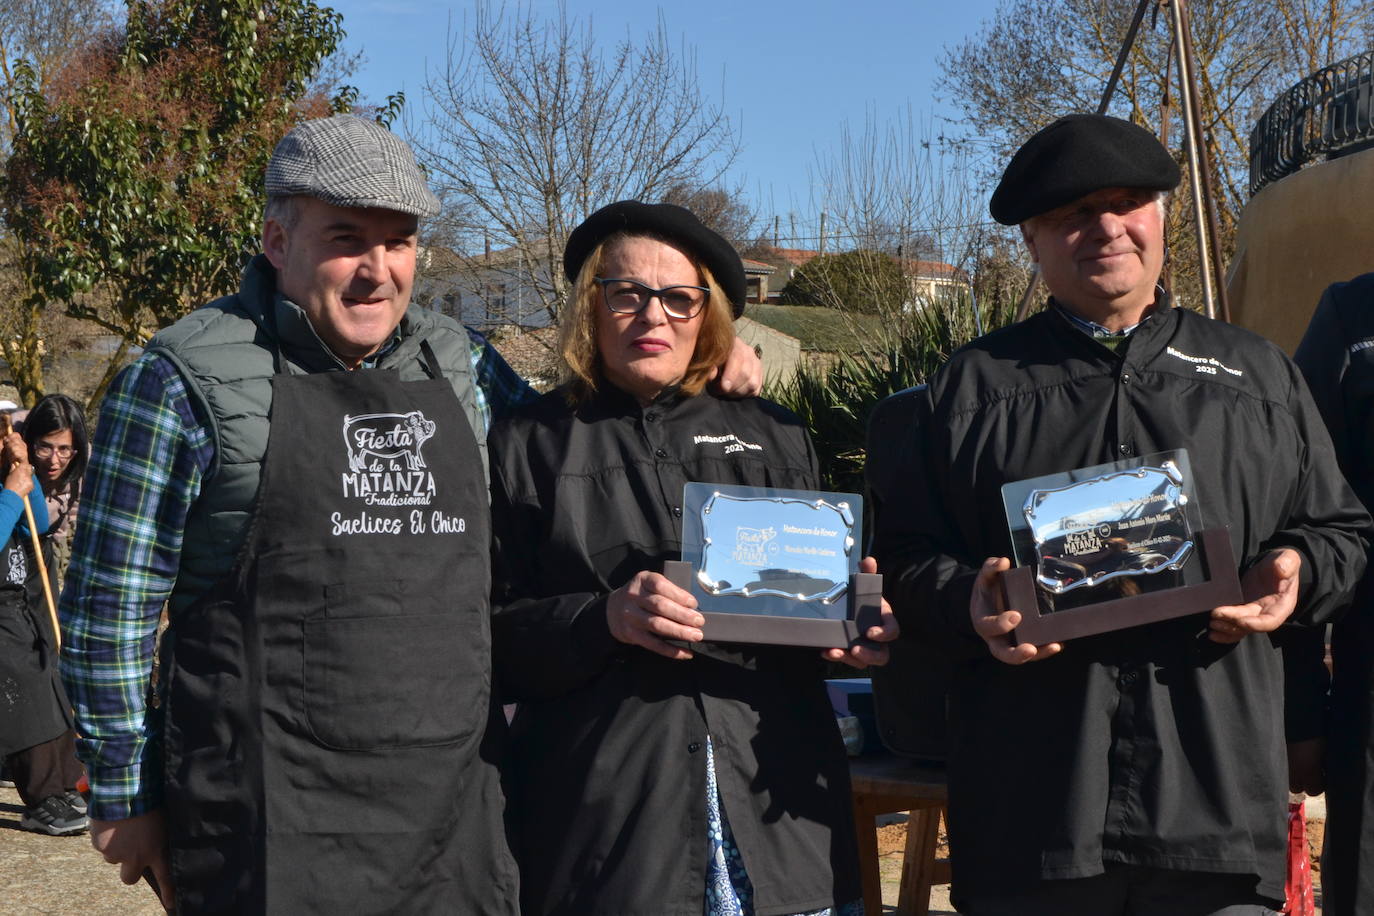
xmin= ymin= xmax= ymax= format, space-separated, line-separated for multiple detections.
xmin=559 ymin=231 xmax=736 ymax=404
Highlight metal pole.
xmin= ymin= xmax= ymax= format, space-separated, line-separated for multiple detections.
xmin=1175 ymin=0 xmax=1232 ymax=322
xmin=1099 ymin=0 xmax=1155 ymax=118
xmin=1167 ymin=0 xmax=1217 ymax=319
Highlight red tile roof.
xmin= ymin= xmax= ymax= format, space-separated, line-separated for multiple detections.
xmin=899 ymin=258 xmax=969 ymax=281
xmin=768 ymin=247 xmax=820 ymax=267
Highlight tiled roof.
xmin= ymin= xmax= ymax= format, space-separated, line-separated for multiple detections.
xmin=900 ymin=258 xmax=969 ymax=281
xmin=768 ymin=247 xmax=820 ymax=267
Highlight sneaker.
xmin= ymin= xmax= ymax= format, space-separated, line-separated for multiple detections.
xmin=19 ymin=795 xmax=88 ymax=836
xmin=63 ymin=789 xmax=87 ymax=816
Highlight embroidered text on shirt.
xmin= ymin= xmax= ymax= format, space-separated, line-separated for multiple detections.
xmin=1165 ymin=346 xmax=1244 ymax=377
xmin=692 ymin=433 xmax=764 ymax=455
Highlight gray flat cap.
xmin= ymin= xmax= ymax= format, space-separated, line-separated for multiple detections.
xmin=266 ymin=114 xmax=441 ymax=218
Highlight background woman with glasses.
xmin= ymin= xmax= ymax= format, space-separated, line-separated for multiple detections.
xmin=22 ymin=394 xmax=89 ymax=587
xmin=1 ymin=395 xmax=88 ymax=836
xmin=489 ymin=200 xmax=896 ymax=916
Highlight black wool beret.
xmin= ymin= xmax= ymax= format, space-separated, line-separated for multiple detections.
xmin=563 ymin=200 xmax=746 ymax=318
xmin=989 ymin=114 xmax=1181 ymax=225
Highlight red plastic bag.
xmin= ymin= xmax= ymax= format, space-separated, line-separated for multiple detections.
xmin=1282 ymin=799 xmax=1315 ymax=916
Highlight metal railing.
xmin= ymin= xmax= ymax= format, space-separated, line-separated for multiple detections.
xmin=1251 ymin=49 xmax=1374 ymax=197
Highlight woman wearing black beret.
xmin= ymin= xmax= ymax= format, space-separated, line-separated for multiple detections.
xmin=489 ymin=200 xmax=897 ymax=916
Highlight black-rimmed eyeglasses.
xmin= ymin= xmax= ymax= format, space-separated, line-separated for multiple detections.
xmin=594 ymin=277 xmax=709 ymax=320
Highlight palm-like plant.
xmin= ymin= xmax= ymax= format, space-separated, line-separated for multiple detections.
xmin=770 ymin=287 xmax=1016 ymax=493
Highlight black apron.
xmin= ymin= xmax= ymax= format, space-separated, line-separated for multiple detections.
xmin=0 ymin=511 xmax=69 ymax=758
xmin=162 ymin=345 xmax=514 ymax=914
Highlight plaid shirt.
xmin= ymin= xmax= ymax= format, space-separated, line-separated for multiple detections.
xmin=59 ymin=327 xmax=534 ymax=820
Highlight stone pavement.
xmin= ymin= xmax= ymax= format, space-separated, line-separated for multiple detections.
xmin=7 ymin=780 xmax=950 ymax=915
xmin=0 ymin=786 xmax=162 ymax=915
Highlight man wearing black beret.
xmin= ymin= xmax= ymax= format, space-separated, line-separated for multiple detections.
xmin=873 ymin=113 xmax=1369 ymax=913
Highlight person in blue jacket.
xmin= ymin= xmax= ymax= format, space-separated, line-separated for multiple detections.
xmin=0 ymin=424 xmax=83 ymax=835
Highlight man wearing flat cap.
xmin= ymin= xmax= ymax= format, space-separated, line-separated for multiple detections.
xmin=58 ymin=115 xmax=761 ymax=912
xmin=873 ymin=113 xmax=1369 ymax=913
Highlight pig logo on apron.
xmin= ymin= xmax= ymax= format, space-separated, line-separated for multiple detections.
xmin=344 ymin=411 xmax=437 ymax=471
xmin=339 ymin=411 xmax=439 ymax=508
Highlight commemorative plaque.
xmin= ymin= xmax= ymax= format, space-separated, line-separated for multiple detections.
xmin=996 ymin=450 xmax=1242 ymax=644
xmin=662 ymin=483 xmax=883 ymax=648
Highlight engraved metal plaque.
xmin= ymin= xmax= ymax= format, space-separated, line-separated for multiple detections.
xmin=667 ymin=483 xmax=880 ymax=648
xmin=1023 ymin=459 xmax=1193 ymax=594
xmin=995 ymin=449 xmax=1241 ymax=643
xmin=692 ymin=486 xmax=856 ymax=604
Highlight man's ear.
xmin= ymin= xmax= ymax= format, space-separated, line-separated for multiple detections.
xmin=263 ymin=218 xmax=289 ymax=269
xmin=1020 ymin=222 xmax=1039 ymax=264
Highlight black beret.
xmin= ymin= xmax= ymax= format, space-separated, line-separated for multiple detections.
xmin=989 ymin=114 xmax=1180 ymax=225
xmin=563 ymin=200 xmax=746 ymax=318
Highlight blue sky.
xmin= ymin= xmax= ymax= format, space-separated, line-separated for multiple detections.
xmin=326 ymin=0 xmax=1005 ymax=238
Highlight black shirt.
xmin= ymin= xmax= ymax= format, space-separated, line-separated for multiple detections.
xmin=490 ymin=385 xmax=862 ymax=916
xmin=872 ymin=301 xmax=1369 ymax=903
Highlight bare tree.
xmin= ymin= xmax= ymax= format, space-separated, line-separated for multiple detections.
xmin=412 ymin=3 xmax=741 ymax=328
xmin=0 ymin=0 xmax=117 ymax=148
xmin=805 ymin=104 xmax=993 ymax=320
xmin=661 ymin=182 xmax=757 ymax=251
xmin=938 ymin=0 xmax=1374 ymax=306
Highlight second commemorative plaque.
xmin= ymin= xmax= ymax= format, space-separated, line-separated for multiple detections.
xmin=996 ymin=449 xmax=1242 ymax=644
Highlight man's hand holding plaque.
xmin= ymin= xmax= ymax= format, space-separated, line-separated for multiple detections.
xmin=1207 ymin=547 xmax=1302 ymax=644
xmin=972 ymin=556 xmax=1064 ymax=665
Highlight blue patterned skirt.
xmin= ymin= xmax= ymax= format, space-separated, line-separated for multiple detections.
xmin=704 ymin=737 xmax=864 ymax=916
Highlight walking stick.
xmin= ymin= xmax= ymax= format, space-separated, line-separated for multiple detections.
xmin=0 ymin=412 xmax=60 ymax=650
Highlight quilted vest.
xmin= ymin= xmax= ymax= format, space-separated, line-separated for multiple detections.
xmin=148 ymin=255 xmax=487 ymax=615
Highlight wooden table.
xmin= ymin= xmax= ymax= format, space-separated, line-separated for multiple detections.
xmin=849 ymin=754 xmax=951 ymax=915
